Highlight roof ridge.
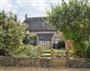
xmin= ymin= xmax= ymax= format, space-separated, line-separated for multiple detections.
xmin=27 ymin=16 xmax=46 ymax=19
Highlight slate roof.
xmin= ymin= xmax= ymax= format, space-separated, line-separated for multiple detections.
xmin=24 ymin=17 xmax=57 ymax=32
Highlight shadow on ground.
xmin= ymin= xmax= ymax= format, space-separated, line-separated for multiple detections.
xmin=0 ymin=67 xmax=90 ymax=71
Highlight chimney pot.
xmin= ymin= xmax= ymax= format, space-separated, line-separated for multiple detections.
xmin=25 ymin=14 xmax=27 ymax=20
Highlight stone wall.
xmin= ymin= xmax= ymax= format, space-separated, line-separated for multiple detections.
xmin=0 ymin=56 xmax=66 ymax=67
xmin=68 ymin=58 xmax=90 ymax=68
xmin=0 ymin=56 xmax=40 ymax=67
xmin=1 ymin=56 xmax=90 ymax=68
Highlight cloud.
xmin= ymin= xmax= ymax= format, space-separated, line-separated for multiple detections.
xmin=0 ymin=0 xmax=16 ymax=13
xmin=16 ymin=0 xmax=60 ymax=16
xmin=0 ymin=0 xmax=61 ymax=21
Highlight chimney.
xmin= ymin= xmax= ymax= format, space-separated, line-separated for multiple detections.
xmin=25 ymin=14 xmax=27 ymax=20
xmin=42 ymin=17 xmax=45 ymax=27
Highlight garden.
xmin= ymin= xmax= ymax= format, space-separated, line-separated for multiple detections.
xmin=0 ymin=0 xmax=90 ymax=68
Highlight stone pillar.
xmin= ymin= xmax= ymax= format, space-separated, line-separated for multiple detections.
xmin=65 ymin=40 xmax=73 ymax=50
xmin=65 ymin=40 xmax=73 ymax=66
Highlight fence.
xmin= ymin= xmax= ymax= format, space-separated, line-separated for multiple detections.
xmin=40 ymin=49 xmax=67 ymax=58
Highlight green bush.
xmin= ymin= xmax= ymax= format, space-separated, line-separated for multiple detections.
xmin=0 ymin=11 xmax=26 ymax=56
xmin=56 ymin=41 xmax=65 ymax=49
xmin=85 ymin=44 xmax=90 ymax=58
xmin=14 ymin=45 xmax=44 ymax=58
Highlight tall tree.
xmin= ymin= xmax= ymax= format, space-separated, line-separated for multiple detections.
xmin=47 ymin=0 xmax=90 ymax=57
xmin=0 ymin=11 xmax=26 ymax=56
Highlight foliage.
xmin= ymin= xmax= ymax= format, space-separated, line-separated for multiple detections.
xmin=14 ymin=45 xmax=45 ymax=58
xmin=0 ymin=11 xmax=26 ymax=56
xmin=85 ymin=42 xmax=90 ymax=58
xmin=53 ymin=40 xmax=65 ymax=49
xmin=23 ymin=32 xmax=37 ymax=45
xmin=47 ymin=0 xmax=90 ymax=57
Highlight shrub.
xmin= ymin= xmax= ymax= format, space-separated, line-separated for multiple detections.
xmin=53 ymin=41 xmax=65 ymax=49
xmin=85 ymin=44 xmax=90 ymax=58
xmin=0 ymin=11 xmax=26 ymax=56
xmin=57 ymin=41 xmax=65 ymax=49
xmin=14 ymin=45 xmax=44 ymax=58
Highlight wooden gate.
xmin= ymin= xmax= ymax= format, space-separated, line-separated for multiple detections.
xmin=40 ymin=49 xmax=68 ymax=67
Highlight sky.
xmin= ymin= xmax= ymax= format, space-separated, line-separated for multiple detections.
xmin=0 ymin=0 xmax=68 ymax=21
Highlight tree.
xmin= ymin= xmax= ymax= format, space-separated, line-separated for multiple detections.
xmin=47 ymin=0 xmax=90 ymax=57
xmin=0 ymin=11 xmax=26 ymax=56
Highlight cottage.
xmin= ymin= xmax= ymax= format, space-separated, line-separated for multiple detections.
xmin=24 ymin=15 xmax=61 ymax=48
